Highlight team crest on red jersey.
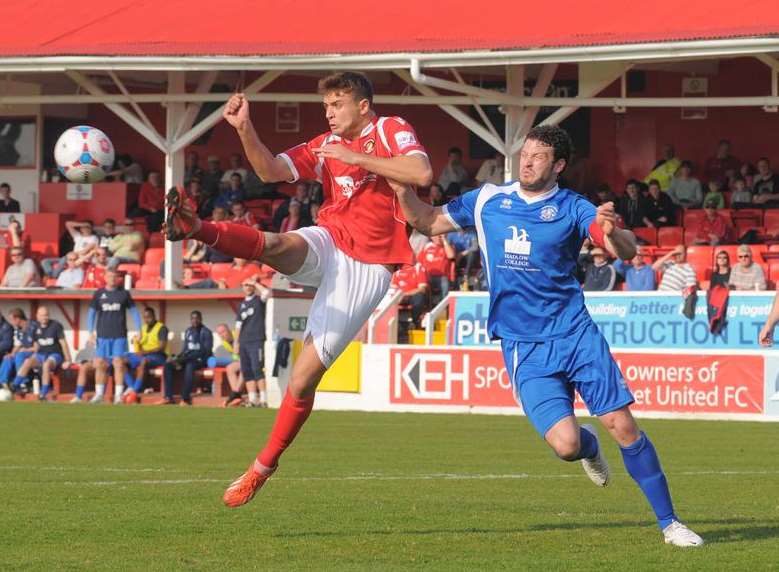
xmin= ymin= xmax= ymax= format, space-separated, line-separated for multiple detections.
xmin=363 ymin=139 xmax=375 ymax=154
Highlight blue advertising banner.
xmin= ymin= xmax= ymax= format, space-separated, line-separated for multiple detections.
xmin=448 ymin=291 xmax=775 ymax=350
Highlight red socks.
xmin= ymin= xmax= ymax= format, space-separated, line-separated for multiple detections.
xmin=257 ymin=391 xmax=315 ymax=469
xmin=194 ymin=221 xmax=266 ymax=261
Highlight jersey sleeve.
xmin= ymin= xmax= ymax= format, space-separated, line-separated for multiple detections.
xmin=158 ymin=326 xmax=169 ymax=342
xmin=442 ymin=189 xmax=480 ymax=230
xmin=277 ymin=135 xmax=322 ymax=184
xmin=574 ymin=197 xmax=600 ymax=244
xmin=378 ymin=117 xmax=428 ymax=158
xmin=416 ymin=265 xmax=428 ymax=286
xmin=89 ymin=291 xmax=101 ymax=310
xmin=54 ymin=322 xmax=65 ymax=341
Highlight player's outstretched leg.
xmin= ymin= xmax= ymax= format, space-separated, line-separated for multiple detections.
xmin=544 ymin=416 xmax=610 ymax=486
xmin=222 ymin=339 xmax=325 ymax=508
xmin=600 ymin=407 xmax=704 ymax=547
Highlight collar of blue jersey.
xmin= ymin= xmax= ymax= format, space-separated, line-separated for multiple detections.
xmin=516 ymin=183 xmax=560 ymax=204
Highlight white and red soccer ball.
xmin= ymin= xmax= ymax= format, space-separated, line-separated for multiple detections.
xmin=54 ymin=125 xmax=115 ymax=184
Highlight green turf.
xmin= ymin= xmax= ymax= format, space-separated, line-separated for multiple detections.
xmin=0 ymin=403 xmax=776 ymax=571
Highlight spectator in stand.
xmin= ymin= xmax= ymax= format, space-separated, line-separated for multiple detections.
xmin=280 ymin=200 xmax=301 ymax=233
xmin=408 ymin=229 xmax=430 ymax=257
xmin=218 ymin=258 xmax=263 ymax=289
xmin=121 ymin=306 xmax=169 ymax=404
xmin=107 ymin=220 xmax=145 ymax=269
xmin=693 ymin=200 xmax=732 ymax=246
xmin=221 ymin=153 xmax=249 ymax=186
xmin=188 ymin=176 xmax=214 ymax=219
xmin=235 ymin=279 xmax=269 ymax=408
xmin=273 ymin=183 xmax=312 ymax=231
xmin=231 ymin=201 xmax=260 ymax=229
xmin=614 ymin=247 xmax=656 ymax=291
xmin=41 ymin=220 xmax=99 ymax=278
xmin=475 ymin=151 xmax=504 ymax=186
xmin=645 ymin=179 xmax=675 ymax=227
xmin=710 ymin=250 xmax=731 ymax=289
xmin=204 ymin=207 xmax=233 ymax=263
xmin=110 ymin=154 xmax=144 ymax=184
xmin=592 ymin=183 xmax=618 ymax=207
xmin=0 ymin=183 xmax=21 ymax=213
xmin=214 ymin=172 xmax=246 ymax=210
xmin=654 ymin=245 xmax=697 ymax=291
xmin=0 ymin=218 xmax=23 ymax=250
xmin=427 ymin=183 xmax=446 ymax=207
xmin=730 ymin=176 xmax=753 ymax=209
xmin=702 ymin=179 xmax=726 ymax=210
xmin=81 ymin=247 xmax=110 ymax=289
xmin=184 ymin=151 xmax=204 ymax=186
xmin=418 ymin=234 xmax=455 ymax=301
xmin=158 ymin=310 xmax=213 ymax=406
xmin=1 ymin=247 xmax=40 ymax=287
xmin=96 ymin=218 xmax=118 ymax=250
xmin=447 ymin=227 xmax=480 ymax=288
xmin=0 ymin=308 xmax=35 ymax=394
xmin=176 ymin=266 xmax=219 ymax=290
xmin=644 ymin=144 xmax=681 ymax=191
xmin=582 ymin=247 xmax=617 ymax=291
xmin=13 ymin=306 xmax=72 ymax=401
xmin=740 ymin=163 xmax=756 ymax=190
xmin=667 ymin=161 xmax=703 ymax=209
xmin=729 ymin=245 xmax=766 ymax=291
xmin=211 ymin=323 xmax=243 ymax=408
xmin=703 ymin=139 xmax=741 ymax=185
xmin=55 ymin=253 xmax=84 ymax=288
xmin=617 ymin=179 xmax=652 ymax=228
xmin=390 ymin=262 xmax=428 ymax=328
xmin=750 ymin=157 xmax=779 ymax=207
xmin=131 ymin=171 xmax=165 ymax=231
xmin=437 ymin=146 xmax=469 ymax=195
xmin=201 ymin=155 xmax=224 ymax=196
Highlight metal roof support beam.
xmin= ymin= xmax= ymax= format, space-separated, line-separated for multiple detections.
xmin=509 ymin=63 xmax=558 ymax=154
xmin=449 ymin=68 xmax=502 ymax=144
xmin=504 ymin=64 xmax=524 ymax=181
xmin=64 ymin=70 xmax=167 ymax=152
xmin=395 ymin=69 xmax=505 ymax=155
xmin=105 ymin=70 xmax=159 ymax=144
xmin=174 ymin=70 xmax=218 ymax=139
xmin=755 ymin=54 xmax=779 ymax=111
xmin=410 ymin=59 xmax=520 ymax=106
xmin=163 ymin=71 xmax=186 ymax=290
xmin=169 ymin=70 xmax=283 ymax=154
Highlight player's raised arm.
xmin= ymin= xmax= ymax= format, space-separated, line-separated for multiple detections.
xmin=223 ymin=94 xmax=293 ymax=183
xmin=392 ymin=183 xmax=457 ymax=237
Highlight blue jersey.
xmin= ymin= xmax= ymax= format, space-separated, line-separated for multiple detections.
xmin=443 ymin=182 xmax=597 ymax=342
xmin=32 ymin=320 xmax=66 ymax=356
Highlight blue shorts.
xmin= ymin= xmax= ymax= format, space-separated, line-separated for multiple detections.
xmin=239 ymin=341 xmax=265 ymax=381
xmin=502 ymin=321 xmax=634 ymax=438
xmin=34 ymin=352 xmax=63 ymax=369
xmin=126 ymin=352 xmax=167 ymax=369
xmin=207 ymin=356 xmax=235 ymax=368
xmin=96 ymin=337 xmax=129 ymax=360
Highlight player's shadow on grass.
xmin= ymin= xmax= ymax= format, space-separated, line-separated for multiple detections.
xmin=530 ymin=517 xmax=779 ymax=544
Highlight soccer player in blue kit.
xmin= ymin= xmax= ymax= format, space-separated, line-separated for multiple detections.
xmin=392 ymin=125 xmax=703 ymax=547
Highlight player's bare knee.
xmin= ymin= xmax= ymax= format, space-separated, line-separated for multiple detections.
xmin=547 ymin=434 xmax=581 ymax=461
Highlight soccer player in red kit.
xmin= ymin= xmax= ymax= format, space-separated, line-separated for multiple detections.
xmin=165 ymin=72 xmax=433 ymax=507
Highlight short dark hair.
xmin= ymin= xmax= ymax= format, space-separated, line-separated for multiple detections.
xmin=0 ymin=183 xmax=9 ymax=190
xmin=9 ymin=307 xmax=25 ymax=320
xmin=680 ymin=160 xmax=693 ymax=169
xmin=104 ymin=218 xmax=116 ymax=226
xmin=758 ymin=156 xmax=770 ymax=164
xmin=317 ymin=72 xmax=374 ymax=106
xmin=648 ymin=179 xmax=661 ymax=188
xmin=525 ymin=125 xmax=573 ymax=168
xmin=448 ymin=147 xmax=463 ymax=156
xmin=143 ymin=306 xmax=156 ymax=318
xmin=191 ymin=310 xmax=202 ymax=319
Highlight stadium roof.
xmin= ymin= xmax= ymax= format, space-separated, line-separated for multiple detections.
xmin=1 ymin=0 xmax=779 ymax=70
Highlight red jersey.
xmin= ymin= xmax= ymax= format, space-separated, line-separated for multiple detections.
xmin=232 ymin=212 xmax=258 ymax=228
xmin=138 ymin=182 xmax=165 ymax=212
xmin=223 ymin=262 xmax=262 ymax=289
xmin=82 ymin=264 xmax=107 ymax=289
xmin=391 ymin=263 xmax=428 ymax=294
xmin=418 ymin=242 xmax=450 ymax=277
xmin=278 ymin=116 xmax=427 ymax=266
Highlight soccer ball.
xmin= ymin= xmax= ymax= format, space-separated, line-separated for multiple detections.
xmin=0 ymin=387 xmax=13 ymax=402
xmin=54 ymin=125 xmax=115 ymax=184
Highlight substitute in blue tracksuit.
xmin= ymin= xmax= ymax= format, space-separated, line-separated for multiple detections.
xmin=160 ymin=310 xmax=213 ymax=405
xmin=0 ymin=308 xmax=36 ymax=392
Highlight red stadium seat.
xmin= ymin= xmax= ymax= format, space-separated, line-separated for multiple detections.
xmin=210 ymin=263 xmax=233 ymax=282
xmin=682 ymin=210 xmax=705 ymax=230
xmin=682 ymin=228 xmax=698 ymax=246
xmin=731 ymin=208 xmax=763 ymax=226
xmin=117 ymin=263 xmax=141 ymax=283
xmin=148 ymin=233 xmax=165 ymax=248
xmin=657 ymin=226 xmax=684 ymax=247
xmin=769 ymin=262 xmax=779 ymax=283
xmin=764 ymin=210 xmax=779 ymax=236
xmin=135 ymin=277 xmax=161 ymax=289
xmin=140 ymin=264 xmax=160 ymax=280
xmin=685 ymin=245 xmax=713 ymax=282
xmin=632 ymin=227 xmax=657 ymax=245
xmin=144 ymin=247 xmax=165 ymax=266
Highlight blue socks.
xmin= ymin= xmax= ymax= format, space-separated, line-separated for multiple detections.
xmin=75 ymin=385 xmax=85 ymax=399
xmin=576 ymin=426 xmax=599 ymax=460
xmin=620 ymin=432 xmax=676 ymax=529
xmin=40 ymin=384 xmax=50 ymax=397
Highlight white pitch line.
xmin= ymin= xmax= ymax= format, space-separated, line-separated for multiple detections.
xmin=43 ymin=469 xmax=779 ymax=487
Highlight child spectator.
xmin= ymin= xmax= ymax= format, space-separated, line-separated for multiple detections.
xmin=231 ymin=201 xmax=259 ymax=229
xmin=702 ymin=180 xmax=726 ymax=210
xmin=730 ymin=176 xmax=753 ymax=209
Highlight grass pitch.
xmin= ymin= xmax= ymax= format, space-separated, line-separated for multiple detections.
xmin=0 ymin=403 xmax=776 ymax=570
